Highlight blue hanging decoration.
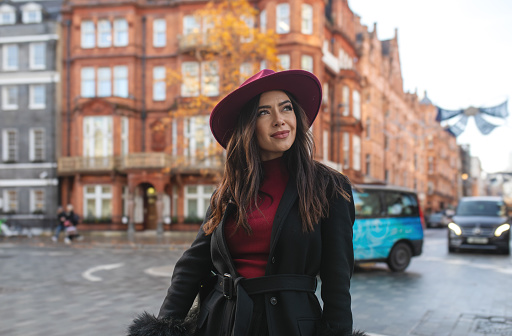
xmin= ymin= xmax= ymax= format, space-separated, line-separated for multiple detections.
xmin=435 ymin=100 xmax=509 ymax=136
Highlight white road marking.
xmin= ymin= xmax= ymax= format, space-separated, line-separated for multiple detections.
xmin=144 ymin=265 xmax=172 ymax=277
xmin=82 ymin=263 xmax=124 ymax=282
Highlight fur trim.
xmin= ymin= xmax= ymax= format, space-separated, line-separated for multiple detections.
xmin=317 ymin=322 xmax=369 ymax=336
xmin=127 ymin=310 xmax=198 ymax=336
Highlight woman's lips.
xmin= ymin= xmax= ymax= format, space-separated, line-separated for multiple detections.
xmin=271 ymin=130 xmax=290 ymax=139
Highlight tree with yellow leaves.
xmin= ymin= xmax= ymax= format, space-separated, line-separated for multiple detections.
xmin=164 ymin=0 xmax=280 ymax=172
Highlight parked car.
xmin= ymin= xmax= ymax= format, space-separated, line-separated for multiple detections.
xmin=426 ymin=210 xmax=450 ymax=228
xmin=352 ymin=184 xmax=424 ymax=272
xmin=448 ymin=196 xmax=510 ymax=254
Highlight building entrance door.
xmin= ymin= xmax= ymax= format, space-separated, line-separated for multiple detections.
xmin=143 ymin=185 xmax=158 ymax=230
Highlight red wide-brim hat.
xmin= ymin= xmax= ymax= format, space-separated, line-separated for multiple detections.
xmin=209 ymin=69 xmax=322 ymax=148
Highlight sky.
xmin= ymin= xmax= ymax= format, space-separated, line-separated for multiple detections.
xmin=348 ymin=0 xmax=512 ymax=173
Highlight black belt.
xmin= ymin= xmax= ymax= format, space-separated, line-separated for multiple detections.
xmin=214 ymin=273 xmax=317 ymax=336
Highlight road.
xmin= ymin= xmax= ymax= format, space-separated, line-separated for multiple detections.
xmin=0 ymin=228 xmax=511 ymax=336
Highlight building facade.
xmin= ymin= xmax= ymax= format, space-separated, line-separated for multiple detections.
xmin=0 ymin=1 xmax=62 ymax=228
xmin=59 ymin=0 xmax=462 ymax=232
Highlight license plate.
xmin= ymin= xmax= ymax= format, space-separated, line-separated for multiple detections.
xmin=467 ymin=237 xmax=488 ymax=244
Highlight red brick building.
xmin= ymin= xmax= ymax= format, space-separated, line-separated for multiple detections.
xmin=58 ymin=0 xmax=460 ymax=232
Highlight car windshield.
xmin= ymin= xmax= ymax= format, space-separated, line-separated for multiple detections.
xmin=456 ymin=201 xmax=505 ymax=217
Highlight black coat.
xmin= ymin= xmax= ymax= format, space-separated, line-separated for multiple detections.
xmin=129 ymin=174 xmax=359 ymax=336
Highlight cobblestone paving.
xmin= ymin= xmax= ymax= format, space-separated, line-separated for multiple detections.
xmin=0 ymin=228 xmax=511 ymax=336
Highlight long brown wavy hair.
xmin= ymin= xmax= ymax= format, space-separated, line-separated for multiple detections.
xmin=203 ymin=91 xmax=351 ymax=235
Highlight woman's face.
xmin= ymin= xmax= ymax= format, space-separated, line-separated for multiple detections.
xmin=255 ymin=90 xmax=297 ymax=161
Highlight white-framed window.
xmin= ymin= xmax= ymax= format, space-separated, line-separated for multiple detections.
xmin=29 ymin=128 xmax=45 ymax=161
xmin=278 ymin=54 xmax=290 ymax=70
xmin=21 ymin=3 xmax=42 ymax=24
xmin=81 ymin=67 xmax=95 ymax=97
xmin=29 ymin=84 xmax=46 ymax=109
xmin=276 ymin=3 xmax=290 ymax=34
xmin=353 ymin=135 xmax=361 ymax=171
xmin=2 ymin=86 xmax=18 ymax=110
xmin=240 ymin=62 xmax=253 ymax=84
xmin=2 ymin=129 xmax=17 ymax=162
xmin=184 ymin=116 xmax=214 ymax=159
xmin=81 ymin=21 xmax=95 ymax=48
xmin=30 ymin=189 xmax=45 ymax=213
xmin=323 ymin=130 xmax=328 ymax=161
xmin=260 ymin=9 xmax=267 ymax=33
xmin=343 ymin=132 xmax=350 ymax=169
xmin=301 ymin=4 xmax=313 ymax=35
xmin=153 ymin=19 xmax=166 ymax=47
xmin=301 ymin=55 xmax=313 ymax=73
xmin=181 ymin=62 xmax=200 ymax=97
xmin=322 ymin=82 xmax=329 ymax=105
xmin=3 ymin=190 xmax=17 ymax=212
xmin=84 ymin=185 xmax=112 ymax=219
xmin=0 ymin=5 xmax=16 ymax=25
xmin=121 ymin=117 xmax=129 ymax=155
xmin=153 ymin=66 xmax=166 ymax=101
xmin=365 ymin=117 xmax=371 ymax=139
xmin=428 ymin=156 xmax=434 ymax=173
xmin=342 ymin=86 xmax=350 ymax=116
xmin=353 ymin=90 xmax=361 ymax=120
xmin=184 ymin=185 xmax=215 ymax=219
xmin=29 ymin=43 xmax=46 ymax=69
xmin=114 ymin=19 xmax=128 ymax=46
xmin=241 ymin=16 xmax=254 ymax=43
xmin=97 ymin=67 xmax=111 ymax=97
xmin=3 ymin=44 xmax=18 ymax=70
xmin=180 ymin=61 xmax=219 ymax=97
xmin=83 ymin=116 xmax=113 ymax=157
xmin=201 ymin=61 xmax=219 ymax=97
xmin=98 ymin=20 xmax=112 ymax=47
xmin=183 ymin=15 xmax=200 ymax=35
xmin=113 ymin=66 xmax=128 ymax=97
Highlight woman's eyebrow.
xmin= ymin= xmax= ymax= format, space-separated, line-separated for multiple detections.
xmin=257 ymin=100 xmax=292 ymax=110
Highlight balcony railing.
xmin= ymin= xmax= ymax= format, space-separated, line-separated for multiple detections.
xmin=117 ymin=153 xmax=172 ymax=170
xmin=58 ymin=156 xmax=115 ymax=174
xmin=58 ymin=153 xmax=225 ymax=175
xmin=172 ymin=154 xmax=225 ymax=173
xmin=178 ymin=33 xmax=214 ymax=51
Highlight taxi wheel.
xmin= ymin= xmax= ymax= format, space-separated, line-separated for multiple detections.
xmin=387 ymin=242 xmax=412 ymax=272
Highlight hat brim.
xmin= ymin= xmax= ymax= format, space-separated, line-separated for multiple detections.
xmin=210 ymin=70 xmax=322 ymax=148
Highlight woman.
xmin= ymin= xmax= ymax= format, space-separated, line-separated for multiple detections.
xmin=129 ymin=69 xmax=365 ymax=336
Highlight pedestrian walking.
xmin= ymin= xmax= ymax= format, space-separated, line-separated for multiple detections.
xmin=128 ymin=69 xmax=366 ymax=336
xmin=52 ymin=206 xmax=67 ymax=242
xmin=64 ymin=204 xmax=82 ymax=243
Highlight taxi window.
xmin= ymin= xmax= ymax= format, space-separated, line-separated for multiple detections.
xmin=353 ymin=189 xmax=381 ymax=217
xmin=383 ymin=191 xmax=419 ymax=217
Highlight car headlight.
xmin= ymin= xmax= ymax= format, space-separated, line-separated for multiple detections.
xmin=448 ymin=222 xmax=462 ymax=236
xmin=494 ymin=223 xmax=510 ymax=237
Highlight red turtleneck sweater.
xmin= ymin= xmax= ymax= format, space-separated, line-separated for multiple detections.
xmin=225 ymin=157 xmax=289 ymax=279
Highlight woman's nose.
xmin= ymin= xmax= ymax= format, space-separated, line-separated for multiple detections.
xmin=273 ymin=113 xmax=285 ymax=126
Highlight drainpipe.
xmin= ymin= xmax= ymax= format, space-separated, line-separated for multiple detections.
xmin=141 ymin=16 xmax=147 ymax=152
xmin=65 ymin=19 xmax=72 ymax=204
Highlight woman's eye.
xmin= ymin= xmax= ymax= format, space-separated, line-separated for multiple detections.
xmin=257 ymin=110 xmax=269 ymax=117
xmin=283 ymin=104 xmax=293 ymax=111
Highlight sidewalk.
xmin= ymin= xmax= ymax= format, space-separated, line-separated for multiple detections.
xmin=0 ymin=230 xmax=198 ymax=250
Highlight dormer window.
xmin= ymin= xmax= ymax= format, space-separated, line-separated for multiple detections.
xmin=22 ymin=3 xmax=43 ymax=24
xmin=0 ymin=4 xmax=16 ymax=25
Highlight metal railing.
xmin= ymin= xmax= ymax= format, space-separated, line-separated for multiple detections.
xmin=58 ymin=153 xmax=225 ymax=175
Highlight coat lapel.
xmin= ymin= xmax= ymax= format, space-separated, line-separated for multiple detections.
xmin=211 ymin=202 xmax=238 ymax=276
xmin=267 ymin=178 xmax=298 ymax=272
